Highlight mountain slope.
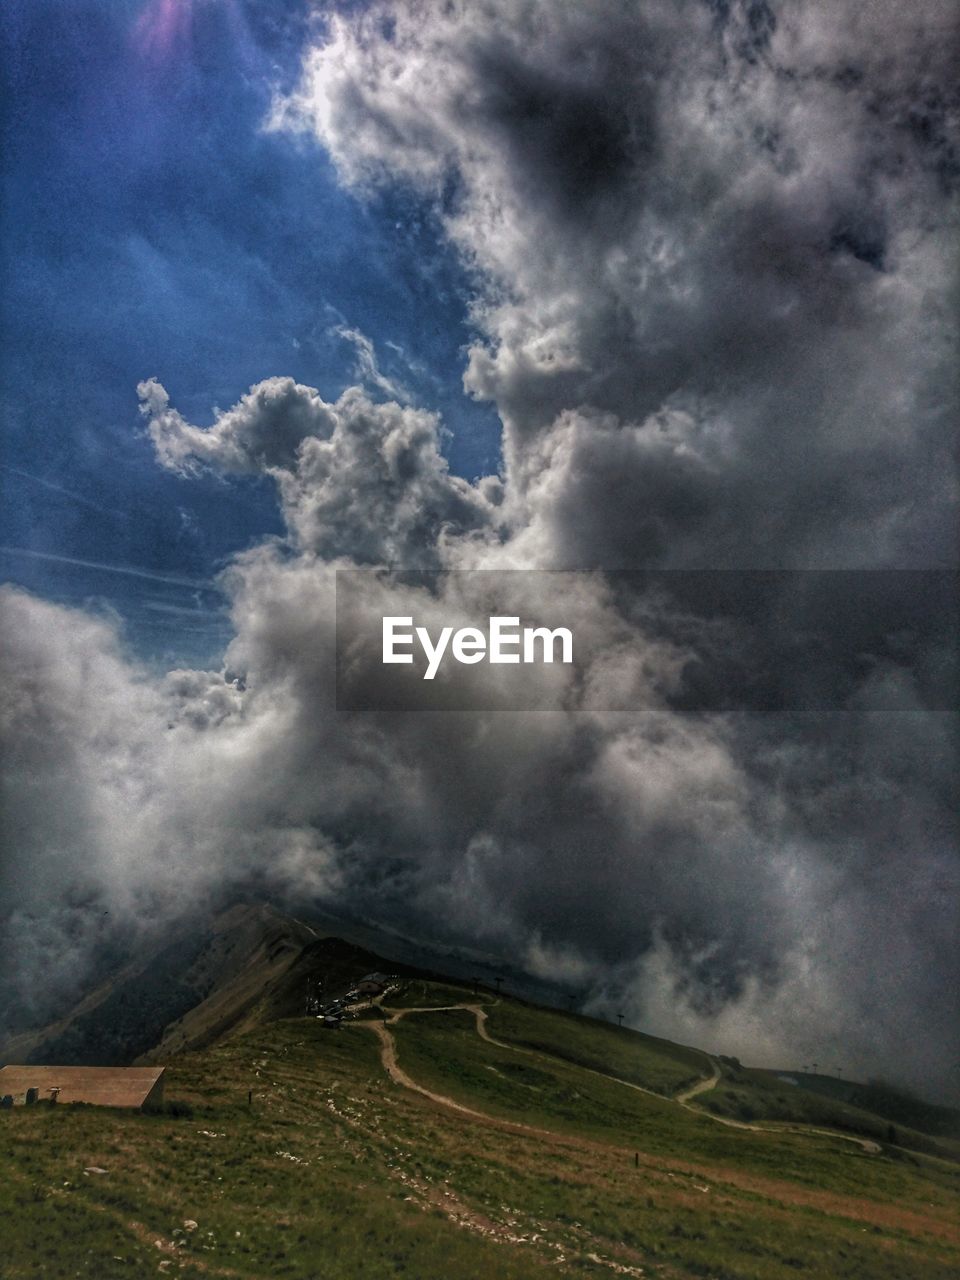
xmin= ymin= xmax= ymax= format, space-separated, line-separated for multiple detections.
xmin=2 ymin=992 xmax=959 ymax=1280
xmin=6 ymin=903 xmax=958 ymax=1164
xmin=1 ymin=904 xmax=320 ymax=1067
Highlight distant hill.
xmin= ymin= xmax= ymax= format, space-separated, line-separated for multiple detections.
xmin=137 ymin=922 xmax=435 ymax=1063
xmin=755 ymin=1068 xmax=960 ymax=1143
xmin=0 ymin=904 xmax=408 ymax=1068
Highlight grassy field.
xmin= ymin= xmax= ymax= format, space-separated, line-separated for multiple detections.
xmin=753 ymin=1071 xmax=960 ymax=1142
xmin=483 ymin=999 xmax=709 ymax=1096
xmin=426 ymin=986 xmax=960 ymax=1163
xmin=2 ymin=998 xmax=958 ymax=1279
xmin=0 ymin=1020 xmax=555 ymax=1280
xmin=699 ymin=1062 xmax=960 ymax=1162
xmin=388 ymin=1008 xmax=960 ymax=1275
xmin=390 ymin=1009 xmax=956 ymax=1188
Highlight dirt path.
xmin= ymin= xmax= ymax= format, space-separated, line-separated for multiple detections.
xmin=365 ymin=1001 xmax=882 ymax=1156
xmin=471 ymin=1003 xmax=669 ymax=1104
xmin=366 ymin=1019 xmax=559 ymax=1141
xmin=670 ymin=1056 xmax=881 ymax=1153
xmin=385 ymin=1005 xmax=468 ymax=1023
xmin=675 ymin=1058 xmax=721 ymax=1105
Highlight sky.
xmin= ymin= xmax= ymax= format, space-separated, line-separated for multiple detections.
xmin=1 ymin=0 xmax=500 ymax=665
xmin=1 ymin=0 xmax=958 ymax=1100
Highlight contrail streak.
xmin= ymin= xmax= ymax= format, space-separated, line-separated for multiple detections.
xmin=0 ymin=545 xmax=215 ymax=590
xmin=0 ymin=464 xmax=127 ymax=520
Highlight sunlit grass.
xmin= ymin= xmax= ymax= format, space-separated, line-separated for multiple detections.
xmin=1 ymin=1012 xmax=958 ymax=1279
xmin=484 ymin=998 xmax=708 ymax=1095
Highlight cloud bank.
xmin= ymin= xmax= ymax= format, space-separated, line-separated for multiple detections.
xmin=2 ymin=0 xmax=957 ymax=1098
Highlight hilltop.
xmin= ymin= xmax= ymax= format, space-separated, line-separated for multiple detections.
xmin=1 ymin=904 xmax=425 ymax=1068
xmin=5 ymin=903 xmax=958 ymax=1160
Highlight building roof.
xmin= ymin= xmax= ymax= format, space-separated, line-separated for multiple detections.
xmin=0 ymin=1065 xmax=165 ymax=1108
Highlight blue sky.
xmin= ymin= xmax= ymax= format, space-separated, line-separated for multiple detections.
xmin=1 ymin=0 xmax=500 ymax=666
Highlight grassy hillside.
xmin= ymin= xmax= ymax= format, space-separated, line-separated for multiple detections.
xmin=1 ymin=905 xmax=320 ymax=1068
xmin=3 ymin=991 xmax=958 ymax=1279
xmin=756 ymin=1071 xmax=960 ymax=1142
xmin=482 ymin=999 xmax=709 ymax=1096
xmin=1 ymin=1020 xmax=545 ymax=1280
xmin=1 ymin=905 xmax=422 ymax=1069
xmin=387 ymin=983 xmax=959 ymax=1163
xmin=699 ymin=1061 xmax=960 ymax=1163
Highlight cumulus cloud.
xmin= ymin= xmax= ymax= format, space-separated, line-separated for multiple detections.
xmin=140 ymin=379 xmax=496 ymax=566
xmin=276 ymin=0 xmax=958 ymax=568
xmin=3 ymin=0 xmax=958 ymax=1098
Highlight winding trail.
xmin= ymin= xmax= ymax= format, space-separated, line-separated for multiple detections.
xmin=366 ymin=1014 xmax=558 ymax=1141
xmin=472 ymin=1003 xmax=669 ymax=1104
xmin=674 ymin=1059 xmax=721 ymax=1105
xmin=361 ymin=1001 xmax=882 ymax=1156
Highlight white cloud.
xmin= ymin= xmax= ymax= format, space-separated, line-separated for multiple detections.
xmin=330 ymin=324 xmax=412 ymax=403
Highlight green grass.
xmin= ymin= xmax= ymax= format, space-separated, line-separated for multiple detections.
xmin=756 ymin=1071 xmax=960 ymax=1141
xmin=0 ymin=1022 xmax=559 ymax=1280
xmin=1 ymin=1011 xmax=958 ymax=1280
xmin=700 ymin=1062 xmax=960 ymax=1162
xmin=386 ymin=1009 xmax=960 ymax=1278
xmin=391 ymin=1010 xmax=959 ymax=1194
xmin=484 ymin=999 xmax=709 ymax=1096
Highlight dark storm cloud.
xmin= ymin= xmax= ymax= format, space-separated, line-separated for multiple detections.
xmin=2 ymin=0 xmax=958 ymax=1098
xmin=278 ymin=0 xmax=957 ymax=566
